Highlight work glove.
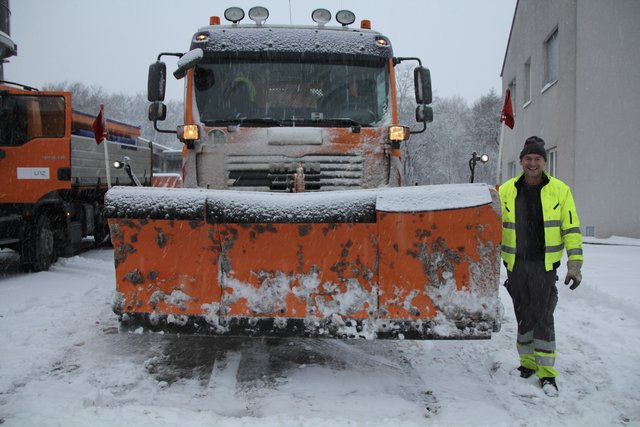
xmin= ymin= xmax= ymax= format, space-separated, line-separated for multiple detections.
xmin=564 ymin=260 xmax=582 ymax=290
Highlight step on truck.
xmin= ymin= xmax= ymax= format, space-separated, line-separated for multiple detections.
xmin=0 ymin=82 xmax=152 ymax=271
xmin=106 ymin=7 xmax=503 ymax=339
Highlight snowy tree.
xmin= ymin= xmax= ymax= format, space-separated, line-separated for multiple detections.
xmin=425 ymin=95 xmax=472 ymax=184
xmin=395 ymin=64 xmax=427 ymax=185
xmin=43 ymin=82 xmax=183 ymax=148
xmin=396 ymin=68 xmax=501 ymax=186
xmin=47 ymin=79 xmax=502 ymax=182
xmin=467 ymin=88 xmax=501 ymax=184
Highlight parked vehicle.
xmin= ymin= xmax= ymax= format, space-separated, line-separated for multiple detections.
xmin=0 ymin=82 xmax=151 ymax=271
xmin=106 ymin=7 xmax=502 ymax=339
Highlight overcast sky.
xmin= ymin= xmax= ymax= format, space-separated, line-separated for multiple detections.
xmin=6 ymin=0 xmax=516 ymax=104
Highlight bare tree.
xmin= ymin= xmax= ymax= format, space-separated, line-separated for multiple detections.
xmin=396 ymin=73 xmax=501 ymax=186
xmin=467 ymin=88 xmax=501 ymax=184
xmin=47 ymin=80 xmax=501 ymax=184
xmin=43 ymin=82 xmax=183 ymax=148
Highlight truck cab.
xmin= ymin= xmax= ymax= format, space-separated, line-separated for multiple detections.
xmin=0 ymin=82 xmax=152 ymax=271
xmin=149 ymin=7 xmax=432 ymax=191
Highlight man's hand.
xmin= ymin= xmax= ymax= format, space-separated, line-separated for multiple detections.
xmin=564 ymin=260 xmax=582 ymax=290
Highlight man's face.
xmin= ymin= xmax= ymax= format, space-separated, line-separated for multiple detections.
xmin=520 ymin=154 xmax=546 ymax=180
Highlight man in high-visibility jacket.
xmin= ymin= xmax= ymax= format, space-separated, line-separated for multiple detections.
xmin=499 ymin=136 xmax=583 ymax=397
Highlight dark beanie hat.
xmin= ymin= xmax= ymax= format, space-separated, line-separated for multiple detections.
xmin=519 ymin=136 xmax=547 ymax=161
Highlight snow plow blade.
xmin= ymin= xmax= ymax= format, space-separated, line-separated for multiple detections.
xmin=105 ymin=183 xmax=502 ymax=339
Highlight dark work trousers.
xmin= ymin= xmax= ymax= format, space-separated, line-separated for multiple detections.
xmin=506 ymin=259 xmax=559 ymax=378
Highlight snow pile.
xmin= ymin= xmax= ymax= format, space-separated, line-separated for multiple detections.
xmin=105 ymin=183 xmax=494 ymax=222
xmin=1 ymin=239 xmax=640 ymax=425
xmin=195 ymin=26 xmax=393 ymax=59
xmin=376 ymin=183 xmax=492 ymax=212
xmin=149 ymin=289 xmax=192 ymax=312
xmin=222 ymin=272 xmax=294 ymax=315
xmin=104 ymin=187 xmax=208 ymax=220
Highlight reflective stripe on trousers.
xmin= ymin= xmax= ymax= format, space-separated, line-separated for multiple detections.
xmin=506 ymin=260 xmax=559 ymax=378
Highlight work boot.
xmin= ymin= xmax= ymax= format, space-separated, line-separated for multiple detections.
xmin=540 ymin=377 xmax=559 ymax=397
xmin=517 ymin=366 xmax=535 ymax=378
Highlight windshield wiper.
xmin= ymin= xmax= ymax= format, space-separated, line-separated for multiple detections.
xmin=276 ymin=117 xmax=364 ymax=127
xmin=320 ymin=118 xmax=365 ymax=127
xmin=203 ymin=117 xmax=365 ymax=128
xmin=204 ymin=118 xmax=283 ymax=127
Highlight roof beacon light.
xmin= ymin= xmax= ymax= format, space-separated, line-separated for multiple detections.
xmin=360 ymin=19 xmax=371 ymax=30
xmin=336 ymin=10 xmax=356 ymax=27
xmin=312 ymin=9 xmax=332 ymax=26
xmin=224 ymin=7 xmax=245 ymax=24
xmin=209 ymin=16 xmax=220 ymax=26
xmin=248 ymin=6 xmax=269 ymax=25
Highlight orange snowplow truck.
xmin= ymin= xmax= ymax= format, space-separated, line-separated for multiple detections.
xmin=105 ymin=7 xmax=503 ymax=339
xmin=0 ymin=82 xmax=152 ymax=271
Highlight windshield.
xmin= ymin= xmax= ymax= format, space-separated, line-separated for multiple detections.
xmin=0 ymin=94 xmax=66 ymax=147
xmin=193 ymin=58 xmax=389 ymax=127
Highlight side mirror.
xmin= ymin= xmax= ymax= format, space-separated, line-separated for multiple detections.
xmin=416 ymin=104 xmax=433 ymax=124
xmin=174 ymin=48 xmax=204 ymax=80
xmin=148 ymin=102 xmax=167 ymax=122
xmin=148 ymin=61 xmax=167 ymax=102
xmin=414 ymin=66 xmax=432 ymax=105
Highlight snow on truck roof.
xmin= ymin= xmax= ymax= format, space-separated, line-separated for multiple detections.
xmin=190 ymin=25 xmax=394 ymax=59
xmin=105 ymin=184 xmax=494 ymax=223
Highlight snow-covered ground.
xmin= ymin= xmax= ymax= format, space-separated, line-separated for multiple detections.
xmin=1 ymin=237 xmax=639 ymax=426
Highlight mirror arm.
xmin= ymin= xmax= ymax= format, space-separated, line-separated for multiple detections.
xmin=153 ymin=120 xmax=177 ymax=135
xmin=394 ymin=56 xmax=423 ymax=67
xmin=157 ymin=52 xmax=183 ymax=61
xmin=409 ymin=122 xmax=426 ymax=135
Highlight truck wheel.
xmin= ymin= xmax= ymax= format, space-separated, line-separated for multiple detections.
xmin=93 ymin=209 xmax=111 ymax=247
xmin=21 ymin=214 xmax=57 ymax=272
xmin=93 ymin=223 xmax=111 ymax=247
xmin=53 ymin=217 xmax=74 ymax=258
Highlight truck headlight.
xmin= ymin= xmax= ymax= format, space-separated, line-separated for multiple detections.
xmin=177 ymin=124 xmax=199 ymax=141
xmin=389 ymin=125 xmax=409 ymax=142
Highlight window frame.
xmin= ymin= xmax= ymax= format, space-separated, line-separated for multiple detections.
xmin=523 ymin=57 xmax=532 ymax=107
xmin=508 ymin=79 xmax=517 ymax=117
xmin=546 ymin=146 xmax=557 ymax=177
xmin=508 ymin=160 xmax=517 ymax=179
xmin=543 ymin=27 xmax=559 ymax=89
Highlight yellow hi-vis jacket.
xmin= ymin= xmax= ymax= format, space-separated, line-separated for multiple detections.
xmin=499 ymin=172 xmax=583 ymax=272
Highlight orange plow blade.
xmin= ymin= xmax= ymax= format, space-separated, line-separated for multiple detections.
xmin=105 ymin=184 xmax=502 ymax=339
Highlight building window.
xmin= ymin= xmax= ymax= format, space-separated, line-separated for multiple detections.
xmin=524 ymin=58 xmax=531 ymax=105
xmin=546 ymin=147 xmax=557 ymax=177
xmin=544 ymin=28 xmax=559 ymax=86
xmin=508 ymin=79 xmax=516 ymax=116
xmin=508 ymin=161 xmax=516 ymax=178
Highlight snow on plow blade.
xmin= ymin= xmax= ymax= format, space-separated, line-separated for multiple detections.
xmin=105 ymin=184 xmax=502 ymax=339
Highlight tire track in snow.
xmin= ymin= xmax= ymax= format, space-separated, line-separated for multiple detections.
xmin=205 ymin=351 xmax=247 ymax=416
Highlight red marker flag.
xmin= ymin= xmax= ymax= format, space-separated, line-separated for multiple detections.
xmin=499 ymin=88 xmax=514 ymax=129
xmin=92 ymin=103 xmax=107 ymax=144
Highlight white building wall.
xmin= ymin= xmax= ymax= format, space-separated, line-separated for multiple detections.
xmin=574 ymin=0 xmax=640 ymax=238
xmin=500 ymin=0 xmax=640 ymax=238
xmin=501 ymin=0 xmax=577 ymax=185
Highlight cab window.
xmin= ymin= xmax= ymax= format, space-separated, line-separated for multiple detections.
xmin=0 ymin=94 xmax=66 ymax=147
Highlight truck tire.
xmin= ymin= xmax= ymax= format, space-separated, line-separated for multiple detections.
xmin=54 ymin=216 xmax=74 ymax=258
xmin=92 ymin=209 xmax=111 ymax=247
xmin=93 ymin=223 xmax=111 ymax=247
xmin=21 ymin=214 xmax=57 ymax=272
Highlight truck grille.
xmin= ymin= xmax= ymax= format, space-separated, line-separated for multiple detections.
xmin=226 ymin=154 xmax=363 ymax=191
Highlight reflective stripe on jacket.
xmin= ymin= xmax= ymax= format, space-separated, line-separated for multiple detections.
xmin=499 ymin=172 xmax=583 ymax=272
